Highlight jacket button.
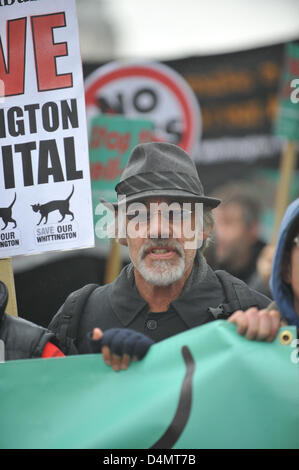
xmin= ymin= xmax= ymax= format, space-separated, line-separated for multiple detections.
xmin=146 ymin=320 xmax=157 ymax=330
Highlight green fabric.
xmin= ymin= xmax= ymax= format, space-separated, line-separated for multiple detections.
xmin=1 ymin=321 xmax=299 ymax=449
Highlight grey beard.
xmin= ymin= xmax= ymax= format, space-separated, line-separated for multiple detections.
xmin=138 ymin=256 xmax=186 ymax=286
xmin=126 ymin=245 xmax=208 ymax=288
xmin=136 ymin=239 xmax=187 ymax=287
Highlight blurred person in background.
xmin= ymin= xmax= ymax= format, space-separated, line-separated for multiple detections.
xmin=206 ymin=182 xmax=272 ymax=297
xmin=229 ymin=197 xmax=299 ymax=337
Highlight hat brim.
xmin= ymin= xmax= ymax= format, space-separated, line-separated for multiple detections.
xmin=99 ymin=189 xmax=221 ymax=210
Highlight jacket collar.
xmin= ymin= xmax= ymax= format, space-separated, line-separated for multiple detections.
xmin=171 ymin=266 xmax=224 ymax=328
xmin=109 ymin=261 xmax=224 ymax=328
xmin=109 ymin=265 xmax=147 ymax=327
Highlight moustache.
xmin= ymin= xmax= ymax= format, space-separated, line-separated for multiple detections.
xmin=139 ymin=239 xmax=185 ymax=260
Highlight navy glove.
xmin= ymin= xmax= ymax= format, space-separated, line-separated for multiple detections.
xmin=88 ymin=328 xmax=154 ymax=360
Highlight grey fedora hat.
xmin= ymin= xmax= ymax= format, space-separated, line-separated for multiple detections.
xmin=106 ymin=142 xmax=221 ymax=208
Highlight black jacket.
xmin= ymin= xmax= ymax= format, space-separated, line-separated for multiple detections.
xmin=0 ymin=313 xmax=56 ymax=361
xmin=0 ymin=281 xmax=56 ymax=361
xmin=49 ymin=263 xmax=271 ymax=355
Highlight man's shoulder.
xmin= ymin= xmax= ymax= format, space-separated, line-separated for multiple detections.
xmin=48 ymin=266 xmax=132 ymax=336
xmin=3 ymin=313 xmax=48 ymax=335
xmin=248 ymin=287 xmax=271 ymax=309
xmin=1 ymin=313 xmax=55 ymax=359
xmin=213 ymin=269 xmax=271 ymax=310
xmin=61 ymin=265 xmax=131 ymax=310
xmin=49 ymin=281 xmax=113 ymax=326
xmin=85 ymin=282 xmax=111 ymax=298
xmin=86 ymin=265 xmax=133 ymax=302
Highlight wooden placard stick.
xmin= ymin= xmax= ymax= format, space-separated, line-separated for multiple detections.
xmin=0 ymin=257 xmax=18 ymax=317
xmin=104 ymin=238 xmax=122 ymax=284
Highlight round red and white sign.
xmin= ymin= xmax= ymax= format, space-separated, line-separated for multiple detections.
xmin=85 ymin=61 xmax=201 ymax=156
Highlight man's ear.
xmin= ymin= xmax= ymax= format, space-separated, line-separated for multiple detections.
xmin=117 ymin=237 xmax=128 ymax=246
xmin=202 ymin=229 xmax=211 ymax=241
xmin=202 ymin=222 xmax=213 ymax=241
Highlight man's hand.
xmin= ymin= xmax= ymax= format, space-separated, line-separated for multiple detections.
xmin=89 ymin=327 xmax=154 ymax=372
xmin=228 ymin=307 xmax=281 ymax=342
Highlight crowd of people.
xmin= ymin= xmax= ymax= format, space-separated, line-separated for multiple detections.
xmin=1 ymin=142 xmax=298 ymax=372
xmin=206 ymin=182 xmax=273 ymax=298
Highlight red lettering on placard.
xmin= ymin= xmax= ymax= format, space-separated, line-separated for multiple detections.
xmin=106 ymin=131 xmax=119 ymax=150
xmin=0 ymin=18 xmax=26 ymax=96
xmin=90 ymin=158 xmax=122 ymax=181
xmin=281 ymin=81 xmax=294 ymax=100
xmin=31 ymin=12 xmax=72 ymax=92
xmin=138 ymin=129 xmax=157 ymax=143
xmin=90 ymin=125 xmax=131 ymax=154
xmin=287 ymin=57 xmax=299 ymax=76
xmin=90 ymin=126 xmax=106 ymax=149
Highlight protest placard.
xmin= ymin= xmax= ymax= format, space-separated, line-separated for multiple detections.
xmin=272 ymin=42 xmax=299 ymax=241
xmin=89 ymin=114 xmax=154 ymax=242
xmin=275 ymin=42 xmax=299 ymax=141
xmin=0 ymin=0 xmax=94 ymax=258
xmin=85 ymin=62 xmax=201 ymax=157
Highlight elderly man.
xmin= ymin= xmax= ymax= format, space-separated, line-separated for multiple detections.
xmin=49 ymin=143 xmax=280 ymax=370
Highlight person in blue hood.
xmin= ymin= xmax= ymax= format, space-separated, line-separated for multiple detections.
xmin=270 ymin=197 xmax=299 ymax=328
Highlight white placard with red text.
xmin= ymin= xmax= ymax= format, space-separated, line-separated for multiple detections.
xmin=0 ymin=0 xmax=94 ymax=257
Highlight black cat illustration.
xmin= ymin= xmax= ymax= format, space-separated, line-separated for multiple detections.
xmin=31 ymin=186 xmax=75 ymax=225
xmin=0 ymin=193 xmax=17 ymax=230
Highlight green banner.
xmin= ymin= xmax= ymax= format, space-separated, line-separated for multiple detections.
xmin=275 ymin=42 xmax=299 ymax=141
xmin=1 ymin=321 xmax=299 ymax=449
xmin=88 ymin=114 xmax=154 ymax=244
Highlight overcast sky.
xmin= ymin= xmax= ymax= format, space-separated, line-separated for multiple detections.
xmin=77 ymin=0 xmax=299 ymax=60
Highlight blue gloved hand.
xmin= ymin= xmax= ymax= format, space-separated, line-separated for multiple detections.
xmin=88 ymin=327 xmax=154 ymax=371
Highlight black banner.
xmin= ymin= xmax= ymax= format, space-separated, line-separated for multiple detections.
xmin=83 ymin=42 xmax=299 ymax=193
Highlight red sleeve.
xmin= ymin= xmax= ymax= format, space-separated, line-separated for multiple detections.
xmin=41 ymin=341 xmax=65 ymax=358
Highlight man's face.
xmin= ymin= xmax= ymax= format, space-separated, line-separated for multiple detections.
xmin=124 ymin=197 xmax=204 ymax=286
xmin=213 ymin=202 xmax=256 ymax=264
